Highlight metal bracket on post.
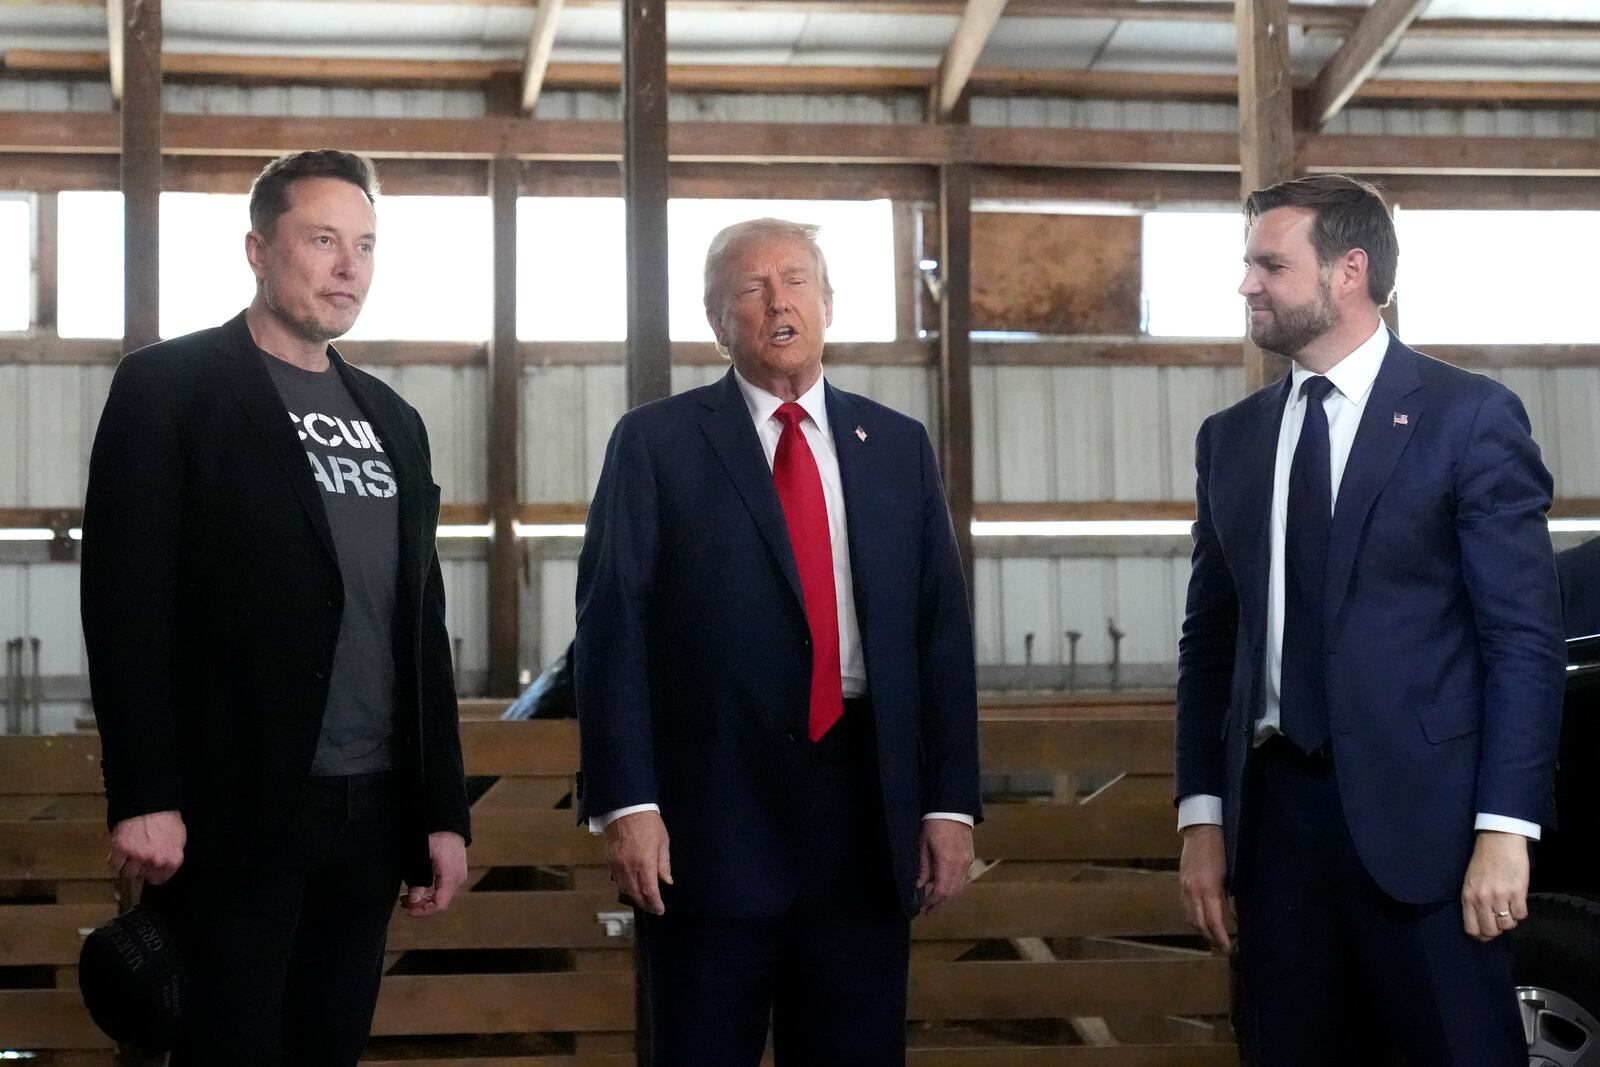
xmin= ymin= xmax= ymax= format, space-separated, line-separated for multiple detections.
xmin=47 ymin=510 xmax=75 ymax=562
xmin=1106 ymin=617 xmax=1126 ymax=689
xmin=1022 ymin=632 xmax=1035 ymax=691
xmin=28 ymin=636 xmax=41 ymax=734
xmin=1064 ymin=630 xmax=1081 ymax=689
xmin=3 ymin=639 xmax=19 ymax=735
xmin=596 ymin=910 xmax=635 ymax=940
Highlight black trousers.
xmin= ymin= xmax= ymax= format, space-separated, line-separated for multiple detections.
xmin=635 ymin=699 xmax=912 ymax=1067
xmin=1233 ymin=737 xmax=1525 ymax=1067
xmin=144 ymin=770 xmax=406 ymax=1067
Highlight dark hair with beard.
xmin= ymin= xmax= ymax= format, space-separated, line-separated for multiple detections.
xmin=249 ymin=150 xmax=379 ymax=237
xmin=1245 ymin=174 xmax=1397 ymax=308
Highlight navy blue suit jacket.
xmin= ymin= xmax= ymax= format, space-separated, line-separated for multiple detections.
xmin=575 ymin=370 xmax=981 ymax=918
xmin=1175 ymin=335 xmax=1565 ymax=905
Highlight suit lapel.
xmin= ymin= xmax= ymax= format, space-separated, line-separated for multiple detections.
xmin=1237 ymin=375 xmax=1293 ymax=644
xmin=1324 ymin=336 xmax=1423 ymax=628
xmin=217 ymin=313 xmax=339 ymax=567
xmin=698 ymin=370 xmax=806 ymax=610
xmin=825 ymin=382 xmax=871 ymax=627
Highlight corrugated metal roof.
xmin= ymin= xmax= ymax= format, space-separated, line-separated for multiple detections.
xmin=4 ymin=1 xmax=1600 ymax=78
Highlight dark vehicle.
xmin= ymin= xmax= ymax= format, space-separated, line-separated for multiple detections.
xmin=1513 ymin=547 xmax=1600 ymax=1066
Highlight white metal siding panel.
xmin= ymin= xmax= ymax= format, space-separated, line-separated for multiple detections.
xmin=541 ymin=557 xmax=579 ymax=666
xmin=1051 ymin=367 xmax=1112 ymax=500
xmin=993 ymin=366 xmax=1054 ymax=500
xmin=997 ymin=557 xmax=1058 ymax=665
xmin=971 ymin=365 xmax=1001 ymax=502
xmin=1550 ymin=368 xmax=1600 ymax=498
xmin=971 ymin=556 xmax=1003 ymax=667
xmin=1108 ymin=366 xmax=1165 ymax=500
xmin=165 ymin=84 xmax=487 ymax=118
xmin=582 ymin=365 xmax=627 ymax=502
xmin=361 ymin=365 xmax=487 ymax=505
xmin=442 ymin=558 xmax=488 ymax=678
xmin=522 ymin=365 xmax=588 ymax=502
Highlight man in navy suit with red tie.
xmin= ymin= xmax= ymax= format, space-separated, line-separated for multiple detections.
xmin=1175 ymin=175 xmax=1565 ymax=1064
xmin=575 ymin=218 xmax=981 ymax=1065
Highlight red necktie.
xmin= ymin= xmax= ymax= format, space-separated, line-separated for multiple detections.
xmin=771 ymin=402 xmax=844 ymax=742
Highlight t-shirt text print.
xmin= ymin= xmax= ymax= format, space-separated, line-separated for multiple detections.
xmin=289 ymin=409 xmax=397 ymax=499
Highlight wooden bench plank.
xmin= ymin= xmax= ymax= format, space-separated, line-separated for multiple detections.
xmin=385 ymin=890 xmax=622 ymax=952
xmin=0 ymin=902 xmax=113 ymax=964
xmin=370 ymin=973 xmax=636 ymax=1035
xmin=0 ymin=734 xmax=102 ymax=795
xmin=980 ymin=720 xmax=1172 ymax=775
xmin=0 ymin=802 xmax=1180 ymax=880
xmin=909 ymin=958 xmax=1229 ymax=1019
xmin=905 ymin=1048 xmax=1237 ymax=1066
xmin=914 ymin=879 xmax=1187 ymax=940
xmin=0 ymin=990 xmax=113 ymax=1048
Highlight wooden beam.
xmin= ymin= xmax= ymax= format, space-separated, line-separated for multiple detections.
xmin=520 ymin=0 xmax=568 ymax=112
xmin=119 ymin=0 xmax=160 ymax=352
xmin=938 ymin=162 xmax=977 ymax=593
xmin=486 ymin=158 xmax=522 ymax=698
xmin=32 ymin=192 xmax=57 ymax=333
xmin=1235 ymin=0 xmax=1295 ymax=394
xmin=1308 ymin=0 xmax=1429 ymax=127
xmin=10 ymin=111 xmax=1600 ymax=176
xmin=622 ymin=0 xmax=672 ymax=409
xmin=935 ymin=0 xmax=1011 ymax=118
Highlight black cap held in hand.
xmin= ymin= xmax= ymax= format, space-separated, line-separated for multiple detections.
xmin=78 ymin=905 xmax=187 ymax=1054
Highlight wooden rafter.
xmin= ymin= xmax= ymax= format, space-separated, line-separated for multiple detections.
xmin=934 ymin=0 xmax=1011 ymax=118
xmin=519 ymin=0 xmax=567 ymax=112
xmin=1308 ymin=0 xmax=1429 ymax=127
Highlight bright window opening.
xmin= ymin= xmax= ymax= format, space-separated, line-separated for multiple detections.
xmin=0 ymin=198 xmax=29 ymax=332
xmin=59 ymin=192 xmax=492 ymax=341
xmin=1141 ymin=211 xmax=1246 ymax=338
xmin=517 ymin=197 xmax=896 ymax=343
xmin=1395 ymin=210 xmax=1600 ymax=345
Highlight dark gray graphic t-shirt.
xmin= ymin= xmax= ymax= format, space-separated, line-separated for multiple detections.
xmin=261 ymin=352 xmax=400 ymax=776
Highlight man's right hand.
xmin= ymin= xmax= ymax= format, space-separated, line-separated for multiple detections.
xmin=108 ymin=810 xmax=187 ymax=885
xmin=1178 ymin=823 xmax=1233 ymax=953
xmin=604 ymin=810 xmax=673 ymax=916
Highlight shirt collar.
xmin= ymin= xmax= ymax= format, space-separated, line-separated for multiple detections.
xmin=1290 ymin=320 xmax=1389 ymax=406
xmin=733 ymin=366 xmax=830 ymax=436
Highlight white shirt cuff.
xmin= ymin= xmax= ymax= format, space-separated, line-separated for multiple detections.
xmin=586 ymin=803 xmax=660 ymax=835
xmin=1176 ymin=794 xmax=1224 ymax=831
xmin=1475 ymin=813 xmax=1541 ymax=840
xmin=923 ymin=812 xmax=975 ymax=826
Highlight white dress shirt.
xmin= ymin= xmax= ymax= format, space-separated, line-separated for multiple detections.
xmin=1177 ymin=322 xmax=1540 ymax=841
xmin=592 ymin=369 xmax=973 ymax=831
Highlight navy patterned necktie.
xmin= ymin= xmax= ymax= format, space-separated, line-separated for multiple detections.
xmin=1279 ymin=375 xmax=1336 ymax=755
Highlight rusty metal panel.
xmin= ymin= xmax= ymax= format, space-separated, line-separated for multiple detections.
xmin=972 ymin=213 xmax=1141 ymax=335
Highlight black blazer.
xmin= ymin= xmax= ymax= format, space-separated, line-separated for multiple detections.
xmin=81 ymin=311 xmax=470 ymax=884
xmin=575 ymin=371 xmax=980 ymax=918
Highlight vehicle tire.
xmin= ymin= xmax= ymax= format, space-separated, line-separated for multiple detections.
xmin=1512 ymin=892 xmax=1600 ymax=1067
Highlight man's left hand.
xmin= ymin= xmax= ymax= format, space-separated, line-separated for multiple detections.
xmin=402 ymin=831 xmax=469 ymax=918
xmin=917 ymin=819 xmax=975 ymax=914
xmin=1461 ymin=830 xmax=1530 ymax=942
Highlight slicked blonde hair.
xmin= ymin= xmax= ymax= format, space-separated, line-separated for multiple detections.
xmin=702 ymin=217 xmax=834 ymax=314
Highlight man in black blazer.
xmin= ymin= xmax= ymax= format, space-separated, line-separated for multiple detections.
xmin=575 ymin=218 xmax=981 ymax=1065
xmin=80 ymin=150 xmax=470 ymax=1065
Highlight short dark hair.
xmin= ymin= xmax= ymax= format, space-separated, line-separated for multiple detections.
xmin=248 ymin=150 xmax=379 ymax=235
xmin=1244 ymin=174 xmax=1397 ymax=308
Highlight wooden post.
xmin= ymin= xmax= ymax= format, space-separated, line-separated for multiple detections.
xmin=937 ymin=162 xmax=976 ymax=595
xmin=622 ymin=0 xmax=671 ymax=409
xmin=32 ymin=192 xmax=57 ymax=334
xmin=487 ymin=156 xmax=522 ymax=698
xmin=1235 ymin=0 xmax=1295 ymax=391
xmin=119 ymin=0 xmax=161 ymax=352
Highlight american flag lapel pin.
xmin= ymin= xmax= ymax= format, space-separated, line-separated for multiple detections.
xmin=854 ymin=426 xmax=868 ymax=442
xmin=1393 ymin=412 xmax=1409 ymax=427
